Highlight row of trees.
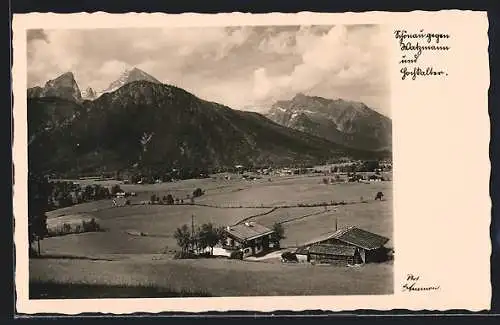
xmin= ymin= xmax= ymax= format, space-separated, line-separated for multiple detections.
xmin=173 ymin=221 xmax=226 ymax=256
xmin=329 ymin=160 xmax=392 ymax=173
xmin=149 ymin=188 xmax=205 ymax=205
xmin=46 ymin=181 xmax=113 ymax=210
xmin=118 ymin=168 xmax=212 ymax=184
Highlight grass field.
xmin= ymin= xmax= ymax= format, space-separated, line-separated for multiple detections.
xmin=31 ymin=174 xmax=393 ymax=298
xmin=30 ymin=256 xmax=393 ymax=297
xmin=30 ymin=281 xmax=212 ymax=299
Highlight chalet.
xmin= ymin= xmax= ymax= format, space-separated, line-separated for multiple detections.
xmin=295 ymin=226 xmax=390 ymax=265
xmin=223 ymin=222 xmax=276 ymax=258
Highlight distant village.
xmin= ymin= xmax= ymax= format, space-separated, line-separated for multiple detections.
xmin=52 ymin=158 xmax=392 ymax=185
xmin=43 ymin=159 xmax=392 ymax=210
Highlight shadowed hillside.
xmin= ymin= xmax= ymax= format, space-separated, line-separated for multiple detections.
xmin=28 ymin=81 xmax=389 ymax=176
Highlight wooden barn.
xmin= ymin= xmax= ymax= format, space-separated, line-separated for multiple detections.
xmin=308 ymin=244 xmax=361 ymax=266
xmin=296 ymin=226 xmax=390 ymax=265
xmin=223 ymin=222 xmax=276 ymax=258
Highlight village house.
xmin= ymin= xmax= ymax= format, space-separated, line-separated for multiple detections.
xmin=223 ymin=222 xmax=276 ymax=258
xmin=295 ymin=226 xmax=390 ymax=266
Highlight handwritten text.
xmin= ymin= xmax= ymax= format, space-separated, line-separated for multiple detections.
xmin=402 ymin=274 xmax=441 ymax=292
xmin=394 ymin=29 xmax=450 ymax=80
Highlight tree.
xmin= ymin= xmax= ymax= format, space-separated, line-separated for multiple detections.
xmin=362 ymin=160 xmax=380 ymax=172
xmin=271 ymin=223 xmax=285 ymax=248
xmin=111 ymin=184 xmax=122 ymax=195
xmin=192 ymin=188 xmax=204 ymax=198
xmin=56 ymin=191 xmax=72 ymax=208
xmin=216 ymin=226 xmax=228 ymax=248
xmin=199 ymin=223 xmax=220 ymax=255
xmin=375 ymin=191 xmax=384 ymax=200
xmin=165 ymin=194 xmax=174 ymax=205
xmin=101 ymin=187 xmax=111 ymax=199
xmin=28 ymin=174 xmax=50 ymax=256
xmin=173 ymin=224 xmax=191 ymax=253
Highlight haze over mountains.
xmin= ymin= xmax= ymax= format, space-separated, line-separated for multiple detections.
xmin=27 ymin=68 xmax=391 ymax=176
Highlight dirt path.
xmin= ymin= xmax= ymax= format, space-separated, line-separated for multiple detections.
xmin=232 ymin=207 xmax=277 ymax=226
xmin=245 ymin=249 xmax=288 ymax=261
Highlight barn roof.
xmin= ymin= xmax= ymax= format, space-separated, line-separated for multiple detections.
xmin=303 ymin=226 xmax=389 ymax=250
xmin=335 ymin=227 xmax=389 ymax=250
xmin=225 ymin=222 xmax=274 ymax=242
xmin=295 ymin=246 xmax=310 ymax=255
xmin=308 ymin=244 xmax=356 ymax=256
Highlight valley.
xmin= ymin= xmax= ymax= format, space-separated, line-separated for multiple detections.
xmin=27 ymin=67 xmax=393 ymax=298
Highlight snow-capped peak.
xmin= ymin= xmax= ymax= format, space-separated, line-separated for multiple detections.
xmin=98 ymin=67 xmax=162 ymax=96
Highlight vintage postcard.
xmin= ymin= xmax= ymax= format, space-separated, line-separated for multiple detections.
xmin=12 ymin=10 xmax=490 ymax=314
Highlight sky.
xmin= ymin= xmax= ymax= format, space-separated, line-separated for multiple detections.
xmin=27 ymin=25 xmax=390 ymax=116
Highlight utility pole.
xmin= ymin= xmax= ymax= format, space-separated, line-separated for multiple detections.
xmin=37 ymin=236 xmax=41 ymax=256
xmin=191 ymin=214 xmax=195 ymax=253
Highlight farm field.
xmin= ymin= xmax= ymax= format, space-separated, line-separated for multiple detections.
xmin=30 ymin=257 xmax=393 ymax=297
xmin=31 ymin=174 xmax=393 ymax=297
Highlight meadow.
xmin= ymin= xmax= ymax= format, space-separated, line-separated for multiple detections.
xmin=31 ymin=173 xmax=393 ymax=297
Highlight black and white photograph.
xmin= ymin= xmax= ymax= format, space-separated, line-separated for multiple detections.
xmin=9 ymin=5 xmax=500 ymax=322
xmin=25 ymin=24 xmax=394 ymax=299
xmin=11 ymin=9 xmax=494 ymax=314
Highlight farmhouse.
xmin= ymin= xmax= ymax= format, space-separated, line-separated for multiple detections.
xmin=296 ymin=226 xmax=390 ymax=265
xmin=112 ymin=196 xmax=127 ymax=207
xmin=223 ymin=222 xmax=276 ymax=258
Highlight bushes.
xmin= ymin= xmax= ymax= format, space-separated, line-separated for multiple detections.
xmin=192 ymin=188 xmax=205 ymax=198
xmin=82 ymin=218 xmax=100 ymax=232
xmin=111 ymin=184 xmax=123 ymax=195
xmin=48 ymin=218 xmax=103 ymax=237
xmin=229 ymin=251 xmax=243 ymax=260
xmin=62 ymin=223 xmax=72 ymax=234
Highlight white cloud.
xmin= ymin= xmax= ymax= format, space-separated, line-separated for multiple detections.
xmin=27 ymin=25 xmax=390 ymax=116
xmin=258 ymin=31 xmax=295 ymax=55
xmin=251 ymin=25 xmax=389 ymax=113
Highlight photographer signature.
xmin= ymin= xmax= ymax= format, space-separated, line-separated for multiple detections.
xmin=402 ymin=274 xmax=440 ymax=292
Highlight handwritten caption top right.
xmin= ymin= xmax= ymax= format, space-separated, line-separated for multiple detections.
xmin=394 ymin=29 xmax=451 ymax=81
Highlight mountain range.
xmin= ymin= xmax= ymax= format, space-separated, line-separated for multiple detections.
xmin=28 ymin=72 xmax=83 ymax=103
xmin=27 ymin=68 xmax=391 ymax=176
xmin=266 ymin=94 xmax=392 ymax=151
xmin=28 ymin=67 xmax=163 ymax=102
